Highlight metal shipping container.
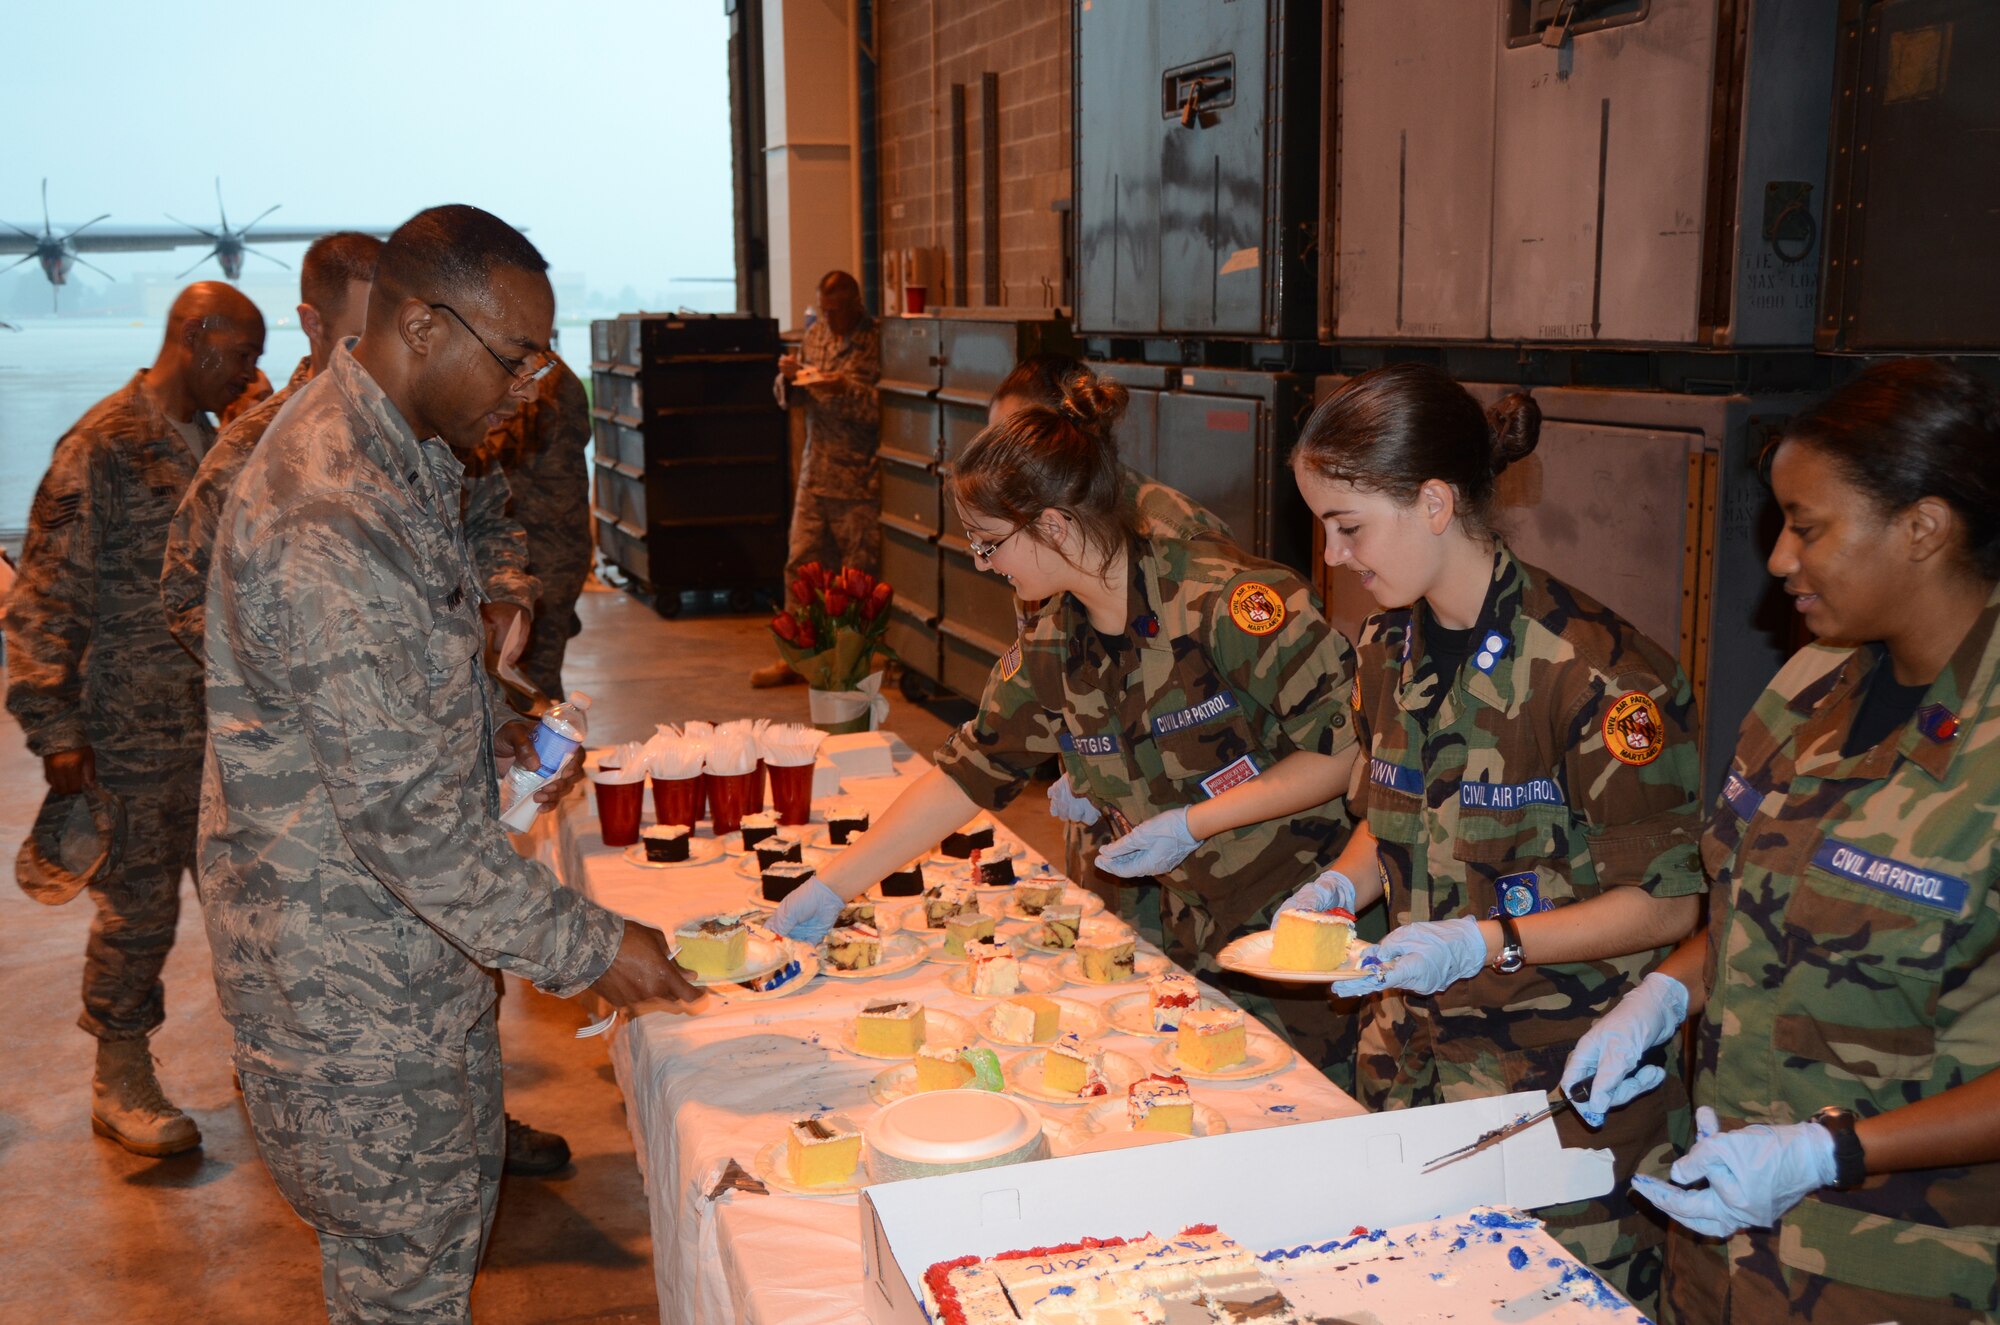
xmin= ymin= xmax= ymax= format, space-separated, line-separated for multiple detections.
xmin=1818 ymin=0 xmax=2000 ymax=351
xmin=1323 ymin=0 xmax=1839 ymax=348
xmin=1155 ymin=367 xmax=1315 ymax=574
xmin=1076 ymin=0 xmax=1321 ymax=340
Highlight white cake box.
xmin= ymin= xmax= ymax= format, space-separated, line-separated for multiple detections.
xmin=858 ymin=1089 xmax=1616 ymax=1325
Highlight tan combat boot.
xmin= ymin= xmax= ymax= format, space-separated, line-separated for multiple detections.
xmin=92 ymin=1038 xmax=201 ymax=1157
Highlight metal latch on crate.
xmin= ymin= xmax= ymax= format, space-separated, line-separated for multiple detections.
xmin=1162 ymin=56 xmax=1234 ymax=127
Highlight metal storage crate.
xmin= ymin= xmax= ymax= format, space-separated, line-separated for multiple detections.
xmin=1322 ymin=0 xmax=1840 ymax=348
xmin=1818 ymin=0 xmax=2000 ymax=350
xmin=588 ymin=313 xmax=790 ymax=611
xmin=1155 ymin=367 xmax=1313 ymax=573
xmin=877 ymin=316 xmax=945 ymax=685
xmin=1091 ymin=360 xmax=1176 ymax=478
xmin=1312 ymin=376 xmax=1812 ymax=802
xmin=1076 ymin=0 xmax=1321 ymax=339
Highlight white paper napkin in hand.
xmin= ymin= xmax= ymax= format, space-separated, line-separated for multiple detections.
xmin=759 ymin=722 xmax=826 ymax=768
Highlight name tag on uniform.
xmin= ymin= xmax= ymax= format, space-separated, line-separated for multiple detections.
xmin=1811 ymin=840 xmax=1968 ymax=915
xmin=1722 ymin=771 xmax=1762 ymax=821
xmin=1369 ymin=758 xmax=1423 ymax=798
xmin=1151 ymin=692 xmax=1239 ymax=737
xmin=1059 ymin=730 xmax=1122 ymax=757
xmin=1199 ymin=754 xmax=1260 ymax=798
xmin=1459 ymin=778 xmax=1566 ymax=810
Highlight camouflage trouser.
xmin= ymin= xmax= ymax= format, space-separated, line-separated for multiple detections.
xmin=1356 ymin=992 xmax=1683 ymax=1316
xmin=1663 ymin=1221 xmax=1995 ymax=1325
xmin=1063 ymin=820 xmax=1167 ymax=952
xmin=784 ymin=490 xmax=879 ymax=600
xmin=1160 ymin=885 xmax=1365 ymax=1094
xmin=78 ymin=752 xmax=201 ymax=1042
xmin=518 ymin=563 xmax=589 ymax=700
xmin=239 ymin=1009 xmax=504 ymax=1324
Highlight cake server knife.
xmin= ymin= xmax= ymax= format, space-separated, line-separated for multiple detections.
xmin=1421 ymin=1084 xmax=1590 ymax=1173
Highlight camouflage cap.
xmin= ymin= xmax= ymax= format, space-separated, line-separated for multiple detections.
xmin=15 ymin=782 xmax=125 ymax=905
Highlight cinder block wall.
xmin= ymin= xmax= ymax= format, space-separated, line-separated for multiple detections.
xmin=876 ymin=0 xmax=1070 ymax=311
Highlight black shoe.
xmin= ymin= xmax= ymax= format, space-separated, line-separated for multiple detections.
xmin=504 ymin=1113 xmax=572 ymax=1177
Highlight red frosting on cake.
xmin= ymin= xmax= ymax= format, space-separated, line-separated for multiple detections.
xmin=923 ymin=1226 xmax=1233 ymax=1324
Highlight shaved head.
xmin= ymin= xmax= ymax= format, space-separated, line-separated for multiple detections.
xmin=160 ymin=280 xmax=266 ymax=415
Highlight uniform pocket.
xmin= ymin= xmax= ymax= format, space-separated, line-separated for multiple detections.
xmin=238 ymin=1072 xmax=475 ymax=1238
xmin=1452 ymin=805 xmax=1572 ymax=912
xmin=1779 ymin=1195 xmax=2000 ymax=1312
xmin=1774 ymin=861 xmax=1960 ymax=1083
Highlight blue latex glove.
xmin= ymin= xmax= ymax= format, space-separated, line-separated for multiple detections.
xmin=1046 ymin=773 xmax=1101 ymax=827
xmin=767 ymin=879 xmax=845 ymax=944
xmin=1333 ymin=917 xmax=1487 ymax=997
xmin=1279 ymin=868 xmax=1356 ymax=915
xmin=1631 ymin=1105 xmax=1838 ymax=1239
xmin=1559 ymin=971 xmax=1690 ymax=1126
xmin=1095 ymin=807 xmax=1201 ymax=878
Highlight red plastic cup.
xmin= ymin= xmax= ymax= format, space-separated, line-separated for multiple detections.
xmin=904 ymin=284 xmax=927 ymax=315
xmin=767 ymin=761 xmax=815 ymax=826
xmin=753 ymin=759 xmax=769 ymax=814
xmin=707 ymin=770 xmax=761 ymax=835
xmin=651 ymin=774 xmax=704 ymax=830
xmin=593 ymin=779 xmax=645 ymax=847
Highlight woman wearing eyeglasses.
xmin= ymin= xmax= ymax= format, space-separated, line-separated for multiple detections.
xmin=1278 ymin=363 xmax=1707 ymax=1311
xmin=1563 ymin=360 xmax=2000 ymax=1324
xmin=767 ymin=373 xmax=1362 ymax=1066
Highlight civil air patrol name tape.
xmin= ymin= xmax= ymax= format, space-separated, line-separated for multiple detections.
xmin=1812 ymin=839 xmax=1969 ymax=915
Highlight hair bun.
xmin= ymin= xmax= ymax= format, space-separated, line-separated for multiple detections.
xmin=1486 ymin=392 xmax=1542 ymax=475
xmin=1055 ymin=374 xmax=1128 ymax=434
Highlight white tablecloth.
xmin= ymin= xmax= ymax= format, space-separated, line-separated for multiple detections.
xmin=528 ymin=735 xmax=1363 ymax=1325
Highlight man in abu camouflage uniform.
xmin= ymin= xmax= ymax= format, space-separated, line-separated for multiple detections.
xmin=1328 ymin=548 xmax=1704 ymax=1309
xmin=752 ymin=269 xmax=881 ymax=686
xmin=932 ymin=533 xmax=1361 ymax=1071
xmin=475 ymin=350 xmax=592 ymax=698
xmin=162 ymin=231 xmax=382 ymax=658
xmin=199 ymin=206 xmax=697 ymax=1323
xmin=7 ymin=281 xmax=264 ymax=1158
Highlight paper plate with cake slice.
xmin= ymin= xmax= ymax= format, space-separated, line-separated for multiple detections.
xmin=921 ymin=932 xmax=1020 ymax=966
xmin=667 ymin=917 xmax=794 ymax=988
xmin=620 ymin=834 xmax=729 ymax=870
xmin=943 ymin=961 xmax=1066 ymax=1000
xmin=836 ymin=1006 xmax=976 ymax=1060
xmin=1103 ymin=990 xmax=1227 ymax=1039
xmin=817 ymin=930 xmax=929 ymax=980
xmin=1002 ymin=1045 xmax=1148 ymax=1106
xmin=754 ymin=1113 xmax=865 ymax=1198
xmin=730 ymin=845 xmax=833 ymax=879
xmin=708 ymin=942 xmax=820 ymax=1001
xmin=1003 ymin=884 xmax=1106 ymax=924
xmin=719 ymin=811 xmax=831 ymax=857
xmin=1062 ymin=1097 xmax=1231 ymax=1152
xmin=1057 ymin=949 xmax=1171 ymax=986
xmin=1218 ymin=908 xmax=1375 ymax=985
xmin=975 ymin=995 xmax=1109 ymax=1048
xmin=1149 ymin=1026 xmax=1297 ymax=1082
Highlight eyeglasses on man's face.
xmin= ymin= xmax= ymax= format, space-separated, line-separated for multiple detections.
xmin=428 ymin=302 xmax=555 ymax=386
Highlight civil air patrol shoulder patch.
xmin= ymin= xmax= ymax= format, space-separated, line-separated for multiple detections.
xmin=1603 ymin=691 xmax=1665 ymax=766
xmin=999 ymin=642 xmax=1023 ymax=681
xmin=1227 ymin=581 xmax=1286 ymax=636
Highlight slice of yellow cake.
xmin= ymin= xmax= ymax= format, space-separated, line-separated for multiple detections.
xmin=915 ymin=1042 xmax=974 ymax=1091
xmin=1042 ymin=1031 xmax=1109 ymax=1098
xmin=784 ymin=1115 xmax=861 ymax=1187
xmin=1177 ymin=1008 xmax=1247 ymax=1072
xmin=1127 ymin=1073 xmax=1194 ymax=1133
xmin=944 ymin=912 xmax=998 ymax=956
xmin=990 ymin=994 xmax=1062 ymax=1044
xmin=1270 ymin=907 xmax=1356 ymax=971
xmin=1075 ymin=932 xmax=1136 ymax=982
xmin=673 ymin=916 xmax=749 ymax=979
xmin=854 ymin=1000 xmax=926 ymax=1056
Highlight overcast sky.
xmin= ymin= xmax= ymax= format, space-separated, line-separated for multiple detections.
xmin=4 ymin=0 xmax=736 ymax=303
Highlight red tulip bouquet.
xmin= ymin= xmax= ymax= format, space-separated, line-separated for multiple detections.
xmin=770 ymin=564 xmax=896 ymax=732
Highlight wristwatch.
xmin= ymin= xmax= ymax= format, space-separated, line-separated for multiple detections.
xmin=1812 ymin=1106 xmax=1867 ymax=1189
xmin=1492 ymin=911 xmax=1526 ymax=974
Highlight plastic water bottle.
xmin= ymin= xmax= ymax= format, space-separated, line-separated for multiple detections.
xmin=499 ymin=692 xmax=592 ymax=831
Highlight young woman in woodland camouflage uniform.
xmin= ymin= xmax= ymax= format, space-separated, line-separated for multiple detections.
xmin=1280 ymin=363 xmax=1706 ymax=1311
xmin=769 ymin=373 xmax=1363 ymax=1065
xmin=1565 ymin=360 xmax=2000 ymax=1325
